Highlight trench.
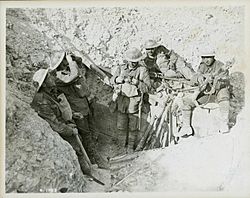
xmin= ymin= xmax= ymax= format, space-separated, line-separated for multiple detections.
xmin=5 ymin=7 xmax=246 ymax=193
xmin=83 ymin=70 xmax=147 ymax=191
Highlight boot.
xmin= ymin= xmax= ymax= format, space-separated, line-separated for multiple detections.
xmin=176 ymin=109 xmax=193 ymax=137
xmin=218 ymin=100 xmax=230 ymax=133
xmin=93 ymin=152 xmax=110 ymax=170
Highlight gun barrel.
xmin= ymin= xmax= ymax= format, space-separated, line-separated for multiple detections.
xmin=149 ymin=72 xmax=190 ymax=82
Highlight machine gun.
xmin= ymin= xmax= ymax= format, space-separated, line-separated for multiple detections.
xmin=149 ymin=72 xmax=191 ymax=83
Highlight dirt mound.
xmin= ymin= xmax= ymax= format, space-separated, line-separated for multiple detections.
xmin=6 ymin=90 xmax=87 ymax=193
xmin=6 ymin=10 xmax=88 ymax=193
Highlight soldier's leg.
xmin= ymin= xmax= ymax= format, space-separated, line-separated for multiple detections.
xmin=175 ymin=93 xmax=195 ymax=137
xmin=74 ymin=116 xmax=97 ymax=164
xmin=217 ymin=88 xmax=230 ymax=133
xmin=116 ymin=111 xmax=129 ymax=147
xmin=75 ymin=116 xmax=109 ymax=169
xmin=127 ymin=113 xmax=139 ymax=153
xmin=76 ymin=117 xmax=109 ymax=168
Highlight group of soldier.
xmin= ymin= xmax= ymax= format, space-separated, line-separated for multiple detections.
xmin=31 ymin=39 xmax=231 ymax=175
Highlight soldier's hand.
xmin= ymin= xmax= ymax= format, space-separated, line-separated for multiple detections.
xmin=116 ymin=76 xmax=124 ymax=84
xmin=206 ymin=75 xmax=214 ymax=83
xmin=67 ymin=123 xmax=77 ymax=128
xmin=190 ymin=75 xmax=199 ymax=85
xmin=73 ymin=112 xmax=84 ymax=119
xmin=131 ymin=78 xmax=139 ymax=85
xmin=103 ymin=76 xmax=110 ymax=85
xmin=139 ymin=83 xmax=148 ymax=93
xmin=66 ymin=54 xmax=73 ymax=62
xmin=197 ymin=75 xmax=205 ymax=85
xmin=72 ymin=128 xmax=78 ymax=136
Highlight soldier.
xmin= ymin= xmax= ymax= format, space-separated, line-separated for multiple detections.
xmin=142 ymin=40 xmax=196 ymax=140
xmin=110 ymin=47 xmax=151 ymax=153
xmin=173 ymin=49 xmax=231 ymax=137
xmin=192 ymin=49 xmax=231 ymax=133
xmin=30 ymin=68 xmax=91 ymax=174
xmin=143 ymin=39 xmax=195 ymax=80
xmin=50 ymin=51 xmax=108 ymax=169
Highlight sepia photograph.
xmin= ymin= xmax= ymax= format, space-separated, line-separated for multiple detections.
xmin=2 ymin=0 xmax=250 ymax=197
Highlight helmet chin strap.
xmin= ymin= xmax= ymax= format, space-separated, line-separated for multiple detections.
xmin=128 ymin=62 xmax=138 ymax=70
xmin=147 ymin=53 xmax=156 ymax=59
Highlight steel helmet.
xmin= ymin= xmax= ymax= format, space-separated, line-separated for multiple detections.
xmin=124 ymin=47 xmax=144 ymax=62
xmin=200 ymin=49 xmax=216 ymax=57
xmin=32 ymin=68 xmax=49 ymax=91
xmin=50 ymin=51 xmax=66 ymax=70
xmin=144 ymin=39 xmax=160 ymax=49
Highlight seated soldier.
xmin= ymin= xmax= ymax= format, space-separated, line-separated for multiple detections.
xmin=173 ymin=49 xmax=231 ymax=138
xmin=30 ymin=68 xmax=91 ymax=174
xmin=50 ymin=51 xmax=108 ymax=169
xmin=192 ymin=49 xmax=231 ymax=133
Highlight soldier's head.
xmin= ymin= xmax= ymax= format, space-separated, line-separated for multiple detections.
xmin=124 ymin=47 xmax=144 ymax=68
xmin=33 ymin=69 xmax=56 ymax=92
xmin=201 ymin=50 xmax=215 ymax=66
xmin=144 ymin=39 xmax=160 ymax=58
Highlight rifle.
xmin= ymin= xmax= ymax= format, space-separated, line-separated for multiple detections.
xmin=135 ymin=116 xmax=157 ymax=151
xmin=138 ymin=94 xmax=144 ymax=131
xmin=148 ymin=102 xmax=170 ymax=149
xmin=149 ymin=72 xmax=191 ymax=83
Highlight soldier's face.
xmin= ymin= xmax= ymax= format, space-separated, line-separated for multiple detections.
xmin=44 ymin=73 xmax=56 ymax=88
xmin=57 ymin=59 xmax=68 ymax=71
xmin=202 ymin=57 xmax=215 ymax=66
xmin=146 ymin=48 xmax=155 ymax=57
xmin=129 ymin=62 xmax=138 ymax=68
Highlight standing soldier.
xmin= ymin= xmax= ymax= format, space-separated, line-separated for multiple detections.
xmin=110 ymin=47 xmax=151 ymax=153
xmin=50 ymin=51 xmax=109 ymax=169
xmin=30 ymin=68 xmax=91 ymax=174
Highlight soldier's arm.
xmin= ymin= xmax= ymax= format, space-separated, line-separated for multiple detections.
xmin=138 ymin=67 xmax=151 ymax=93
xmin=214 ymin=61 xmax=229 ymax=80
xmin=74 ymin=78 xmax=91 ymax=98
xmin=190 ymin=63 xmax=206 ymax=85
xmin=32 ymin=93 xmax=74 ymax=136
xmin=168 ymin=51 xmax=178 ymax=67
xmin=197 ymin=63 xmax=206 ymax=74
xmin=110 ymin=65 xmax=123 ymax=85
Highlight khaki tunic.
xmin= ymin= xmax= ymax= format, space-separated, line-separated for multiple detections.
xmin=111 ymin=64 xmax=151 ymax=114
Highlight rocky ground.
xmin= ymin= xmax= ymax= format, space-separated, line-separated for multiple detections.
xmin=5 ymin=6 xmax=246 ymax=193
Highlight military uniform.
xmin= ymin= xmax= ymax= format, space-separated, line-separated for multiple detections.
xmin=143 ymin=40 xmax=195 ymax=95
xmin=194 ymin=60 xmax=229 ymax=103
xmin=31 ymin=88 xmax=90 ymax=174
xmin=174 ymin=54 xmax=231 ymax=137
xmin=53 ymin=54 xmax=105 ymax=167
xmin=111 ymin=47 xmax=151 ymax=152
